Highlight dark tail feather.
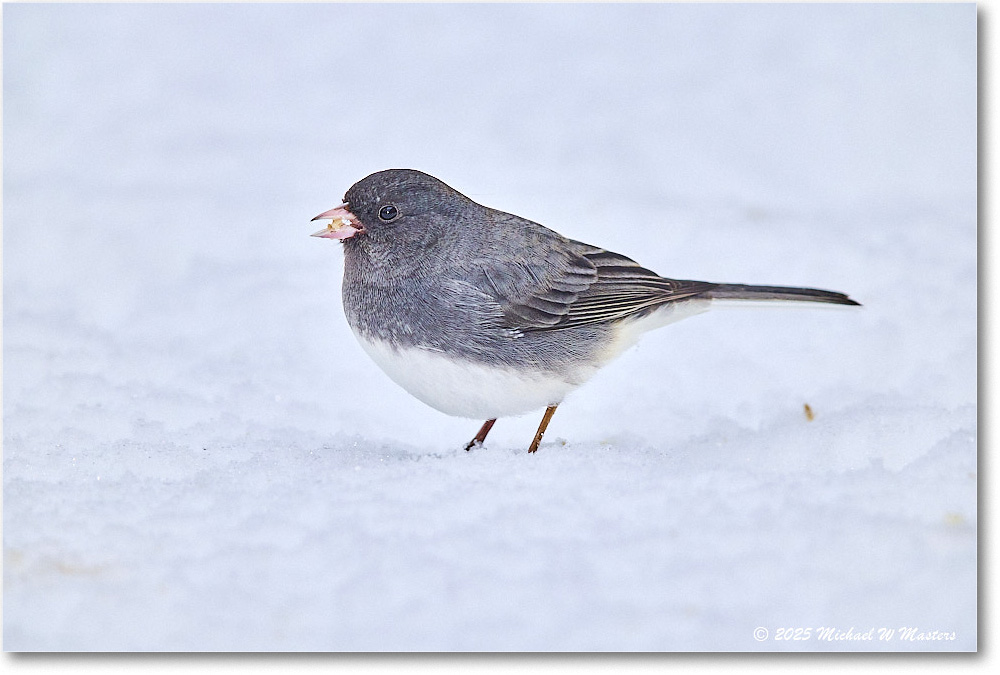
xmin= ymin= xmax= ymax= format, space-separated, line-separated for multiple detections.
xmin=704 ymin=283 xmax=861 ymax=306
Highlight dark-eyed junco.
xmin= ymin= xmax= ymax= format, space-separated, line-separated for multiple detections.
xmin=313 ymin=169 xmax=859 ymax=453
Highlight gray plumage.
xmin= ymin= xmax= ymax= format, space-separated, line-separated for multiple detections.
xmin=314 ymin=169 xmax=859 ymax=452
xmin=337 ymin=169 xmax=857 ymax=378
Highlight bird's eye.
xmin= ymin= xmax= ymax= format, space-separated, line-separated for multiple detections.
xmin=378 ymin=205 xmax=399 ymax=222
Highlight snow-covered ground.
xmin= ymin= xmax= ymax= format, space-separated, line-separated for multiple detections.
xmin=3 ymin=3 xmax=976 ymax=651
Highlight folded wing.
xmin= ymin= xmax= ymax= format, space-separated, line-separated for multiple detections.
xmin=477 ymin=233 xmax=716 ymax=333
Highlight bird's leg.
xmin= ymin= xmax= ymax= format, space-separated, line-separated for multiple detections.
xmin=527 ymin=405 xmax=559 ymax=454
xmin=464 ymin=418 xmax=497 ymax=452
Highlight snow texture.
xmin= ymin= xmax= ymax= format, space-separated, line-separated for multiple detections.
xmin=3 ymin=3 xmax=976 ymax=651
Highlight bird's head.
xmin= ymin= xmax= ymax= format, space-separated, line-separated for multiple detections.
xmin=311 ymin=169 xmax=475 ymax=247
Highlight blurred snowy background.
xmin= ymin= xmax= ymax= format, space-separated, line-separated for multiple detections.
xmin=3 ymin=3 xmax=976 ymax=651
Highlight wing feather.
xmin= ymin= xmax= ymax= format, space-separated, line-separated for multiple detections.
xmin=478 ymin=234 xmax=716 ymax=332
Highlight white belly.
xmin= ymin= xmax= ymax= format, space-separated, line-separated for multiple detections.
xmin=353 ymin=335 xmax=583 ymax=419
xmin=350 ymin=298 xmax=713 ymax=420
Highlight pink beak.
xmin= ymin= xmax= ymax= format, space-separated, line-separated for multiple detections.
xmin=310 ymin=204 xmax=364 ymax=240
